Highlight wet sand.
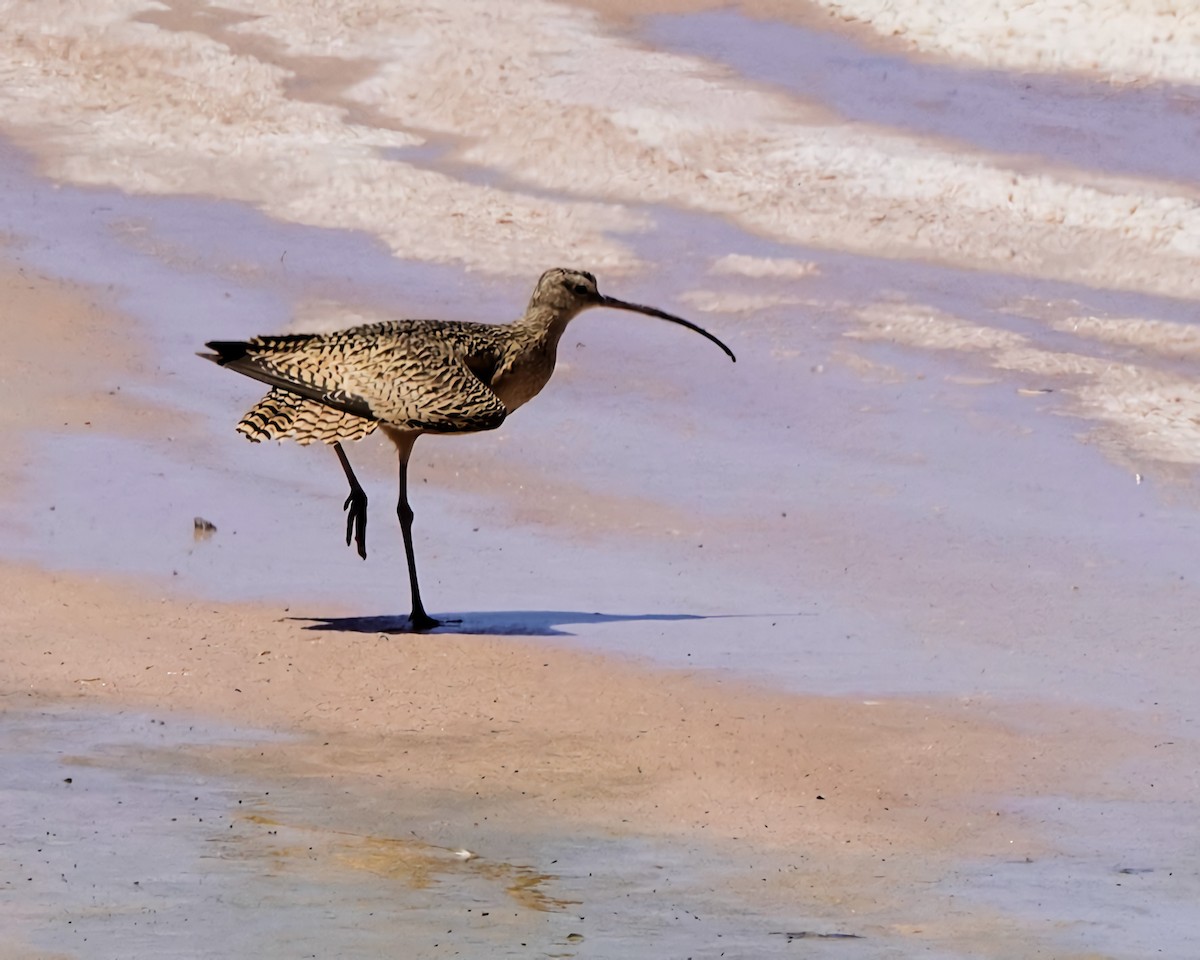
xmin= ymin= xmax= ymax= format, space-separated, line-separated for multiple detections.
xmin=0 ymin=560 xmax=1172 ymax=958
xmin=4 ymin=1 xmax=1200 ymax=957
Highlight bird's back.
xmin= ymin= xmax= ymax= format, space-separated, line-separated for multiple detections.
xmin=204 ymin=319 xmax=515 ymax=442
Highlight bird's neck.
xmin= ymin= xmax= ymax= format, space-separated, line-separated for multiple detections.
xmin=492 ymin=306 xmax=577 ymax=413
xmin=511 ymin=304 xmax=576 ymax=350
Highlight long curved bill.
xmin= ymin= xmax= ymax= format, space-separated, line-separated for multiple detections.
xmin=599 ymin=295 xmax=737 ymax=362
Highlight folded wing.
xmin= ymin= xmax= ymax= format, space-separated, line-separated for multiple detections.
xmin=201 ymin=325 xmax=507 ymax=438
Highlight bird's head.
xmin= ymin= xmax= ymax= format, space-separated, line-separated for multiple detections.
xmin=526 ymin=267 xmax=736 ymax=361
xmin=528 ymin=267 xmax=601 ymax=315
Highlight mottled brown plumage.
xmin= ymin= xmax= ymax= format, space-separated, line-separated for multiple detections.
xmin=238 ymin=389 xmax=378 ymax=445
xmin=201 ymin=268 xmax=735 ymax=632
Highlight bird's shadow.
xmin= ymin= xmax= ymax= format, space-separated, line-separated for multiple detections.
xmin=290 ymin=610 xmax=706 ymax=637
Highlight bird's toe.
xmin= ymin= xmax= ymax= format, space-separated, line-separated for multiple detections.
xmin=408 ymin=612 xmax=449 ymax=632
xmin=342 ymin=490 xmax=368 ymax=559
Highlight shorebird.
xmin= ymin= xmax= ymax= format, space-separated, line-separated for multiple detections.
xmin=201 ymin=268 xmax=735 ymax=631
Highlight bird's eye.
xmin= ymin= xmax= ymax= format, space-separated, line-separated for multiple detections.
xmin=570 ymin=282 xmax=590 ymax=296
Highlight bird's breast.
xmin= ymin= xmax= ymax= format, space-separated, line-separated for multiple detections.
xmin=490 ymin=347 xmax=557 ymax=414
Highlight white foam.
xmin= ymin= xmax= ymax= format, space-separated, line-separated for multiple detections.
xmin=849 ymin=302 xmax=1200 ymax=466
xmin=813 ymin=0 xmax=1200 ymax=85
xmin=4 ymin=0 xmax=1200 ymax=301
xmin=710 ymin=254 xmax=820 ymax=280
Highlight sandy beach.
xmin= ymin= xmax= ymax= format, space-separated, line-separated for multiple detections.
xmin=3 ymin=1 xmax=1200 ymax=957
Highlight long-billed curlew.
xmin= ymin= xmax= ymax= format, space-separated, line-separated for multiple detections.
xmin=201 ymin=268 xmax=735 ymax=631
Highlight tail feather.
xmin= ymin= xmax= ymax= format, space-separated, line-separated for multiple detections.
xmin=200 ymin=340 xmax=250 ymax=366
xmin=199 ymin=333 xmax=377 ymax=421
xmin=201 ymin=335 xmax=317 ymax=366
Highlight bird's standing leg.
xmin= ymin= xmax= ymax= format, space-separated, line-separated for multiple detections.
xmin=333 ymin=441 xmax=368 ymax=560
xmin=386 ymin=429 xmax=447 ymax=631
xmin=393 ymin=439 xmax=442 ymax=632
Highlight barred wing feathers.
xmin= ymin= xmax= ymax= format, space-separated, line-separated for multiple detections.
xmin=236 ymin=389 xmax=379 ymax=445
xmin=201 ymin=321 xmax=507 ymax=442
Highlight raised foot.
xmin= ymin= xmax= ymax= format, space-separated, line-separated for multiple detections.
xmin=408 ymin=612 xmax=461 ymax=633
xmin=343 ymin=488 xmax=368 ymax=559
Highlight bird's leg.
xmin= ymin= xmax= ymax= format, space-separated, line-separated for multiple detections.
xmin=396 ymin=451 xmax=442 ymax=632
xmin=333 ymin=441 xmax=368 ymax=560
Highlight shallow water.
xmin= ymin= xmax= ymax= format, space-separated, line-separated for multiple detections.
xmin=1 ymin=701 xmax=921 ymax=959
xmin=8 ymin=701 xmax=1191 ymax=959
